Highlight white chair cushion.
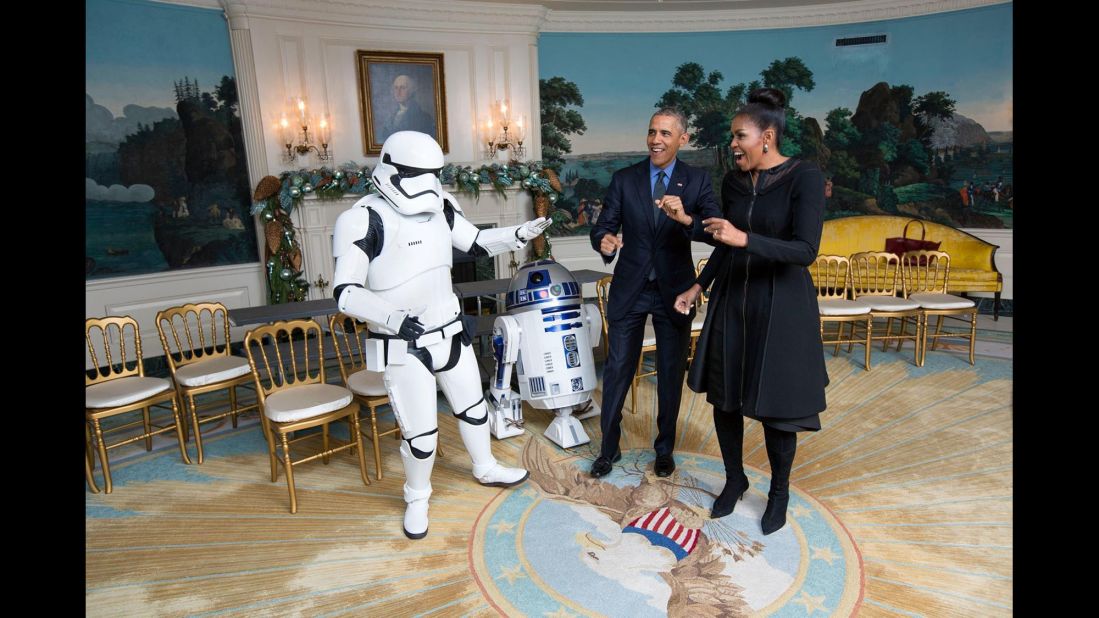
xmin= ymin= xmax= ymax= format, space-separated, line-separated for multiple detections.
xmin=818 ymin=299 xmax=872 ymax=316
xmin=347 ymin=368 xmax=388 ymax=397
xmin=910 ymin=292 xmax=976 ymax=310
xmin=642 ymin=318 xmax=657 ymax=347
xmin=860 ymin=296 xmax=921 ymax=311
xmin=263 ymin=383 xmax=354 ymax=423
xmin=173 ymin=355 xmax=251 ymax=387
xmin=87 ymin=376 xmax=173 ymax=409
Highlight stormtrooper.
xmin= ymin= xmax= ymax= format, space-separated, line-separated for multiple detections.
xmin=332 ymin=131 xmax=551 ymax=539
xmin=485 ymin=260 xmax=603 ymax=449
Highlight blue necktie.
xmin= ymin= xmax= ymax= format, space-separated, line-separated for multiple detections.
xmin=649 ymin=170 xmax=667 ymax=280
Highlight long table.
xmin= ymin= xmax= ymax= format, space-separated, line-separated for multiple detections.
xmin=228 ymin=268 xmax=609 ymax=328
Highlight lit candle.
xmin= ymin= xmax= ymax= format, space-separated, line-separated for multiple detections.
xmin=279 ymin=115 xmax=291 ymax=144
xmin=297 ymin=99 xmax=306 ymax=124
xmin=319 ymin=115 xmax=329 ymax=144
xmin=515 ymin=115 xmax=525 ymax=140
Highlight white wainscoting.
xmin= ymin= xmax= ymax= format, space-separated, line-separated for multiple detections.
xmin=85 ymin=263 xmax=267 ymax=367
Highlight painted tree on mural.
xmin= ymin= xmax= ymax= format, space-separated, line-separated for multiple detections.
xmin=540 ymin=76 xmax=587 ymax=170
xmin=656 ymin=58 xmax=817 ymax=170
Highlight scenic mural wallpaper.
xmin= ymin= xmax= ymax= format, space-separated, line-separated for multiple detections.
xmin=86 ymin=0 xmax=258 ymax=280
xmin=538 ymin=3 xmax=1013 ymax=238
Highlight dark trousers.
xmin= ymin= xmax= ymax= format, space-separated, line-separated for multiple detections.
xmin=599 ymin=281 xmax=691 ymax=456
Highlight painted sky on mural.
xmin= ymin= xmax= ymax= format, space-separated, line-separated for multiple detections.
xmin=86 ymin=0 xmax=234 ymax=118
xmin=540 ymin=4 xmax=1012 ymax=155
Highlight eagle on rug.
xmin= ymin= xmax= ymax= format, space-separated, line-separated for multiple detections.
xmin=521 ymin=439 xmax=769 ymax=616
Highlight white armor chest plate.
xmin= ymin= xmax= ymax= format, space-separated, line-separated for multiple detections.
xmin=367 ymin=202 xmax=453 ymax=290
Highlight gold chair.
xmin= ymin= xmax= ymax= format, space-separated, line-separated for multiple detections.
xmin=687 ymin=258 xmax=710 ymax=364
xmin=849 ymin=251 xmax=922 ymax=366
xmin=244 ymin=319 xmax=371 ymax=513
xmin=156 ymin=302 xmax=258 ymax=464
xmin=811 ymin=255 xmax=873 ymax=370
xmin=328 ymin=312 xmax=402 ymax=480
xmin=595 ymin=275 xmax=657 ymax=414
xmin=901 ymin=250 xmax=978 ymax=366
xmin=86 ymin=316 xmax=191 ymax=493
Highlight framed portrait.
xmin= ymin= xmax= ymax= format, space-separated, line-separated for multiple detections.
xmin=356 ymin=50 xmax=448 ymax=156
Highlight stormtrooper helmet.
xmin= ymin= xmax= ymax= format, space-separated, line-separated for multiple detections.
xmin=372 ymin=131 xmax=445 ymax=215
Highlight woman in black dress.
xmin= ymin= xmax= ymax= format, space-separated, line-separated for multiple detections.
xmin=673 ymin=88 xmax=828 ymax=535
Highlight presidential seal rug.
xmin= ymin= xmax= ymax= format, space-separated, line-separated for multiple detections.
xmin=472 ymin=443 xmax=861 ymax=616
xmin=87 ymin=350 xmax=1012 ymax=616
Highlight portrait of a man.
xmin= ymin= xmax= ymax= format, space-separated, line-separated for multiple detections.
xmin=357 ymin=51 xmax=448 ymax=155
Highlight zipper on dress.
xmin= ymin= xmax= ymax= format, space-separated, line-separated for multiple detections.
xmin=739 ymin=183 xmax=756 ymax=408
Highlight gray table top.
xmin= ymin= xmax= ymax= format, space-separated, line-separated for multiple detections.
xmin=228 ymin=268 xmax=608 ymax=327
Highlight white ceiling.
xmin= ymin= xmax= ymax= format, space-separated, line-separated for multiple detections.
xmin=465 ymin=0 xmax=919 ymax=12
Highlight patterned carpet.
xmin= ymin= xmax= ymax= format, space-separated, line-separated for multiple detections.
xmin=86 ymin=348 xmax=1012 ymax=617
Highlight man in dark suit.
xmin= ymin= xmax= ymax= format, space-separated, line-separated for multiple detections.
xmin=589 ymin=107 xmax=721 ymax=478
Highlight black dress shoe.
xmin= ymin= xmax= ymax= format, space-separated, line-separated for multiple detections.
xmin=590 ymin=450 xmax=622 ymax=478
xmin=654 ymin=454 xmax=676 ymax=477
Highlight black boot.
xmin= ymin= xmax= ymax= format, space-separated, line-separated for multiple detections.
xmin=761 ymin=425 xmax=797 ymax=535
xmin=711 ymin=407 xmax=750 ymax=519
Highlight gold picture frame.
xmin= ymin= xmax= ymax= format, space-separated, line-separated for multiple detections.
xmin=356 ymin=50 xmax=448 ymax=156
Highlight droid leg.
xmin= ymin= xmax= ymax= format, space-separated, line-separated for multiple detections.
xmin=437 ymin=341 xmax=529 ymax=487
xmin=382 ymin=360 xmax=439 ymax=539
xmin=544 ymin=405 xmax=591 ymax=448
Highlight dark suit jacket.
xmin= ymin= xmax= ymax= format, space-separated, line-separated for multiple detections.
xmin=590 ymin=157 xmax=722 ymax=328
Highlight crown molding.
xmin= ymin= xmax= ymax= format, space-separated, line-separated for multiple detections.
xmin=217 ymin=0 xmax=548 ymax=34
xmin=541 ymin=0 xmax=1012 ymax=33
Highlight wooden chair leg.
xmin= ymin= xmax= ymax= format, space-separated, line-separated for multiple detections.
xmin=142 ymin=406 xmax=153 ymax=451
xmin=370 ymin=408 xmax=384 ymax=480
xmin=92 ymin=419 xmax=113 ymax=494
xmin=188 ymin=394 xmax=205 ymax=464
xmin=171 ymin=396 xmax=193 ymax=465
xmin=85 ymin=452 xmax=100 ymax=493
xmin=350 ymin=413 xmax=371 ymax=487
xmin=280 ymin=432 xmax=298 ymax=514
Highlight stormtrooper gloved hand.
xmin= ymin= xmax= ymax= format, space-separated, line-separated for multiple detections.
xmin=382 ymin=310 xmax=426 ymax=341
xmin=515 ymin=216 xmax=552 ymax=242
xmin=396 ymin=315 xmax=425 ymax=341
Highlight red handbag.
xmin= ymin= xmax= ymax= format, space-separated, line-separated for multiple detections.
xmin=885 ymin=219 xmax=941 ymax=259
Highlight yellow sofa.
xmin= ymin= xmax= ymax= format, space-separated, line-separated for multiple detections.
xmin=819 ymin=215 xmax=1003 ymax=318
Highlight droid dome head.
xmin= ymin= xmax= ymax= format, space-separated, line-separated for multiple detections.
xmin=372 ymin=131 xmax=445 ymax=215
xmin=505 ymin=259 xmax=582 ymax=313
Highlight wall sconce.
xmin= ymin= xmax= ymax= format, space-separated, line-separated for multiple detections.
xmin=482 ymin=99 xmax=525 ymax=160
xmin=277 ymin=98 xmax=332 ymax=165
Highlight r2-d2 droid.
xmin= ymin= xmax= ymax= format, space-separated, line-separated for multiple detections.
xmin=486 ymin=260 xmax=602 ymax=448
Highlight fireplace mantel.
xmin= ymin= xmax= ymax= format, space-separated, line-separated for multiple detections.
xmin=292 ymin=185 xmax=536 ymax=301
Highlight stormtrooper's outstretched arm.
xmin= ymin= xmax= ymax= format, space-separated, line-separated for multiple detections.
xmin=443 ymin=191 xmax=551 ymax=256
xmin=331 ymin=206 xmax=421 ymax=337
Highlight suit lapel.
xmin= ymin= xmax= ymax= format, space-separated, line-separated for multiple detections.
xmin=633 ymin=162 xmax=655 ymax=232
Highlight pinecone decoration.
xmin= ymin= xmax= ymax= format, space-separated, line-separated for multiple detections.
xmin=543 ymin=168 xmax=562 ymax=193
xmin=265 ymin=220 xmax=285 ymax=254
xmin=290 ymin=248 xmax=302 ymax=271
xmin=253 ymin=175 xmax=281 ymax=202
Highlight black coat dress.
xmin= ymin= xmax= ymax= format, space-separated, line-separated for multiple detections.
xmin=686 ymin=158 xmax=829 ymax=430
